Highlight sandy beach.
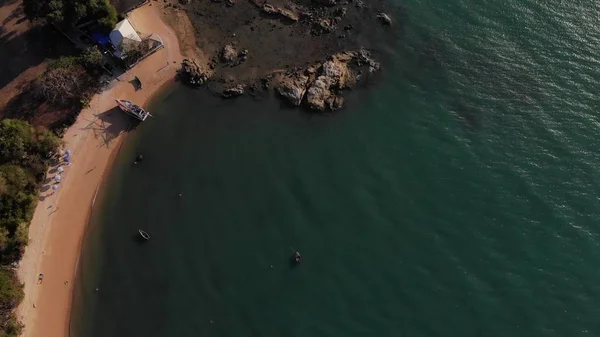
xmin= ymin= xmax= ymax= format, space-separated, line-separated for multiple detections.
xmin=16 ymin=4 xmax=191 ymax=337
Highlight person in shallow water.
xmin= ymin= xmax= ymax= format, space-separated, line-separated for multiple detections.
xmin=294 ymin=251 xmax=302 ymax=264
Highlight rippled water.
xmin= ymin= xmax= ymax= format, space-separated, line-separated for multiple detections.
xmin=72 ymin=1 xmax=600 ymax=336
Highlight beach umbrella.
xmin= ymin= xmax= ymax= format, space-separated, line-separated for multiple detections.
xmin=55 ymin=175 xmax=61 ymax=182
xmin=57 ymin=166 xmax=64 ymax=173
xmin=66 ymin=149 xmax=72 ymax=156
xmin=64 ymin=156 xmax=70 ymax=163
xmin=52 ymin=184 xmax=58 ymax=191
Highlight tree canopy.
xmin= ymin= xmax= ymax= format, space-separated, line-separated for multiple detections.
xmin=0 ymin=119 xmax=62 ymax=336
xmin=24 ymin=0 xmax=118 ymax=30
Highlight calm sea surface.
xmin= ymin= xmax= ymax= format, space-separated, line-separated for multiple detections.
xmin=71 ymin=0 xmax=600 ymax=336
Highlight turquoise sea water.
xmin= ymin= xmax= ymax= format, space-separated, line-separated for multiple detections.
xmin=72 ymin=0 xmax=600 ymax=336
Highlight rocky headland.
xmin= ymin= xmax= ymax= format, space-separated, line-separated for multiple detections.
xmin=169 ymin=0 xmax=393 ymax=110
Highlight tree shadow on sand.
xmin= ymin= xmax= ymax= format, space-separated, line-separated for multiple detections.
xmin=0 ymin=24 xmax=77 ymax=92
xmin=79 ymin=107 xmax=138 ymax=148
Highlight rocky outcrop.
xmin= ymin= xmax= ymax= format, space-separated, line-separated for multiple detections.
xmin=377 ymin=12 xmax=392 ymax=26
xmin=220 ymin=44 xmax=237 ymax=63
xmin=180 ymin=58 xmax=213 ymax=86
xmin=222 ymin=84 xmax=245 ymax=98
xmin=273 ymin=50 xmax=380 ymax=111
xmin=312 ymin=0 xmax=336 ymax=6
xmin=260 ymin=3 xmax=299 ymax=22
xmin=312 ymin=18 xmax=336 ymax=35
xmin=276 ymin=73 xmax=310 ymax=106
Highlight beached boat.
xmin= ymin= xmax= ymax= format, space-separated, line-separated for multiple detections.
xmin=116 ymin=99 xmax=150 ymax=121
xmin=138 ymin=229 xmax=150 ymax=240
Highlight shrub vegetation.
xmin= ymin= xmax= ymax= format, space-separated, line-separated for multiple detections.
xmin=0 ymin=120 xmax=62 ymax=337
xmin=24 ymin=0 xmax=118 ymax=31
xmin=0 ymin=2 xmax=118 ymax=334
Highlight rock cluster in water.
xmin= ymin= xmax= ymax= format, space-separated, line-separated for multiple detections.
xmin=180 ymin=50 xmax=380 ymax=111
xmin=179 ymin=58 xmax=213 ymax=86
xmin=221 ymin=84 xmax=245 ymax=98
xmin=258 ymin=2 xmax=299 ymax=22
xmin=273 ymin=49 xmax=380 ymax=111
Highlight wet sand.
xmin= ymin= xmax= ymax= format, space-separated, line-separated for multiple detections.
xmin=16 ymin=4 xmax=191 ymax=337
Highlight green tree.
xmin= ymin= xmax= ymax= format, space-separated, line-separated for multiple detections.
xmin=95 ymin=0 xmax=118 ymax=30
xmin=23 ymin=0 xmax=117 ymax=29
xmin=0 ymin=120 xmax=33 ymax=164
xmin=0 ymin=269 xmax=23 ymax=337
xmin=81 ymin=46 xmax=104 ymax=69
xmin=13 ymin=223 xmax=29 ymax=249
xmin=34 ymin=128 xmax=62 ymax=156
xmin=0 ymin=228 xmax=10 ymax=252
xmin=0 ymin=270 xmax=22 ymax=309
xmin=0 ymin=119 xmax=61 ymax=337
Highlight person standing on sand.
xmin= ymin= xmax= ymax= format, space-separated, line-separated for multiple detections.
xmin=37 ymin=274 xmax=43 ymax=284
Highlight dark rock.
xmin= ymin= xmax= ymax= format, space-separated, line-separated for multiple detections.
xmin=377 ymin=12 xmax=392 ymax=25
xmin=344 ymin=24 xmax=353 ymax=30
xmin=222 ymin=85 xmax=245 ymax=98
xmin=260 ymin=77 xmax=271 ymax=89
xmin=312 ymin=18 xmax=335 ymax=35
xmin=331 ymin=96 xmax=344 ymax=110
xmin=357 ymin=48 xmax=381 ymax=73
xmin=260 ymin=3 xmax=299 ymax=22
xmin=334 ymin=7 xmax=347 ymax=17
xmin=312 ymin=0 xmax=336 ymax=6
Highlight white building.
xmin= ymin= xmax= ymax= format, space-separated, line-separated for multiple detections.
xmin=109 ymin=18 xmax=142 ymax=58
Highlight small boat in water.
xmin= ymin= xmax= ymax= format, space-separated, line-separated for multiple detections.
xmin=116 ymin=99 xmax=150 ymax=121
xmin=138 ymin=229 xmax=150 ymax=241
xmin=293 ymin=251 xmax=302 ymax=264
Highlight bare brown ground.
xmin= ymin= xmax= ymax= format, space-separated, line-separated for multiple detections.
xmin=0 ymin=0 xmax=45 ymax=110
xmin=0 ymin=0 xmax=78 ymax=113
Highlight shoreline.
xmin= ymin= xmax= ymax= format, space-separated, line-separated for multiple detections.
xmin=16 ymin=4 xmax=189 ymax=337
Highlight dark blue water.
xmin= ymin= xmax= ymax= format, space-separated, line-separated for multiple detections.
xmin=72 ymin=0 xmax=600 ymax=336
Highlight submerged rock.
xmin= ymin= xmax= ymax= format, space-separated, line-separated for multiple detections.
xmin=312 ymin=18 xmax=335 ymax=35
xmin=260 ymin=3 xmax=299 ymax=22
xmin=180 ymin=58 xmax=213 ymax=86
xmin=312 ymin=0 xmax=336 ymax=6
xmin=222 ymin=84 xmax=245 ymax=98
xmin=377 ymin=12 xmax=392 ymax=26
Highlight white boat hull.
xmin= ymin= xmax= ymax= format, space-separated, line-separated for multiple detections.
xmin=116 ymin=100 xmax=150 ymax=121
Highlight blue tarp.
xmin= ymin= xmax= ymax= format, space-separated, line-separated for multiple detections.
xmin=91 ymin=32 xmax=111 ymax=46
